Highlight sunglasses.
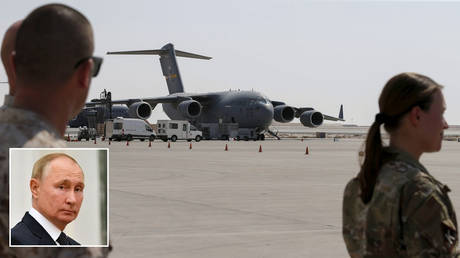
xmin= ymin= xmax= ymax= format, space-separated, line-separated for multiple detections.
xmin=74 ymin=56 xmax=103 ymax=77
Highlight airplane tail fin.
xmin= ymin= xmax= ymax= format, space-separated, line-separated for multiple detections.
xmin=339 ymin=104 xmax=344 ymax=120
xmin=107 ymin=43 xmax=211 ymax=94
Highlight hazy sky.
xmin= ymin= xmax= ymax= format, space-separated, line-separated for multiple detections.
xmin=1 ymin=1 xmax=460 ymax=125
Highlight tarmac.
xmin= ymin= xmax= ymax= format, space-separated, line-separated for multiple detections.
xmin=69 ymin=138 xmax=460 ymax=258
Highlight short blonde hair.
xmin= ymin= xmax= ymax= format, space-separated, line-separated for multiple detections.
xmin=32 ymin=153 xmax=81 ymax=180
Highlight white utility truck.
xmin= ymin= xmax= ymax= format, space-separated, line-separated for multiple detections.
xmin=157 ymin=120 xmax=202 ymax=142
xmin=105 ymin=117 xmax=156 ymax=141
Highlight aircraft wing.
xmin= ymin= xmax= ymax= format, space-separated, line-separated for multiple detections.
xmin=129 ymin=95 xmax=191 ymax=106
xmin=141 ymin=93 xmax=219 ymax=106
xmin=294 ymin=105 xmax=344 ymax=121
xmin=272 ymin=102 xmax=344 ymax=122
xmin=322 ymin=114 xmax=344 ymax=121
xmin=294 ymin=107 xmax=314 ymax=118
xmin=87 ymin=93 xmax=219 ymax=108
xmin=87 ymin=95 xmax=189 ymax=108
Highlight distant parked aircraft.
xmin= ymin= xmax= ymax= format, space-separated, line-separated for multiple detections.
xmin=79 ymin=43 xmax=344 ymax=140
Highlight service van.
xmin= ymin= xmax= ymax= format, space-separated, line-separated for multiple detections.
xmin=157 ymin=120 xmax=202 ymax=142
xmin=105 ymin=117 xmax=156 ymax=141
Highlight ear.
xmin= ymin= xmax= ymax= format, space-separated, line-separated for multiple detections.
xmin=408 ymin=106 xmax=421 ymax=127
xmin=75 ymin=59 xmax=93 ymax=90
xmin=30 ymin=178 xmax=40 ymax=199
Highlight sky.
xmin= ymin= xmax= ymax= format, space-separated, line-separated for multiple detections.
xmin=1 ymin=0 xmax=460 ymax=125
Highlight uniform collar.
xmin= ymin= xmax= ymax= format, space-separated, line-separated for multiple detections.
xmin=384 ymin=146 xmax=429 ymax=175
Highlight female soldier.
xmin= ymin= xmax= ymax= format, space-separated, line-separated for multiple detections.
xmin=342 ymin=73 xmax=457 ymax=257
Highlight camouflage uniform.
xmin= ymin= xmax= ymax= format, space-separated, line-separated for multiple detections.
xmin=343 ymin=147 xmax=458 ymax=257
xmin=0 ymin=107 xmax=110 ymax=258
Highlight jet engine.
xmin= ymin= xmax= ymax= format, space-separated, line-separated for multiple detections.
xmin=128 ymin=101 xmax=152 ymax=120
xmin=300 ymin=110 xmax=324 ymax=127
xmin=273 ymin=105 xmax=295 ymax=123
xmin=178 ymin=100 xmax=202 ymax=118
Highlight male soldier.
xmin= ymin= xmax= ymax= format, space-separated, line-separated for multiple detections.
xmin=1 ymin=20 xmax=22 ymax=108
xmin=0 ymin=4 xmax=108 ymax=257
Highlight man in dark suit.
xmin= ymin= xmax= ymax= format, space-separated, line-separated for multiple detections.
xmin=11 ymin=153 xmax=84 ymax=246
xmin=11 ymin=212 xmax=79 ymax=245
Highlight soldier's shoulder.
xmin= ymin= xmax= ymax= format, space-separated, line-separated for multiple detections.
xmin=345 ymin=176 xmax=359 ymax=189
xmin=342 ymin=177 xmax=366 ymax=257
xmin=343 ymin=177 xmax=366 ymax=221
xmin=379 ymin=159 xmax=421 ymax=184
xmin=402 ymin=172 xmax=438 ymax=199
xmin=0 ymin=120 xmax=65 ymax=148
xmin=23 ymin=131 xmax=66 ymax=148
xmin=380 ymin=159 xmax=438 ymax=199
xmin=344 ymin=177 xmax=360 ymax=197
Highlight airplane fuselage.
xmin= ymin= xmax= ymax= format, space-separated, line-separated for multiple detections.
xmin=163 ymin=90 xmax=274 ymax=133
xmin=68 ymin=106 xmax=129 ymax=127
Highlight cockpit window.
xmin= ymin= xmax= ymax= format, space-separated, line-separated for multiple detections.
xmin=248 ymin=97 xmax=267 ymax=105
xmin=258 ymin=97 xmax=267 ymax=104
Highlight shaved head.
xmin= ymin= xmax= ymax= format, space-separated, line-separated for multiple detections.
xmin=14 ymin=4 xmax=94 ymax=87
xmin=1 ymin=20 xmax=22 ymax=94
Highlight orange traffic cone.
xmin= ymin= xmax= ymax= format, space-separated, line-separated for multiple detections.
xmin=168 ymin=141 xmax=171 ymax=148
xmin=305 ymin=146 xmax=309 ymax=155
xmin=259 ymin=145 xmax=262 ymax=153
xmin=189 ymin=143 xmax=192 ymax=150
xmin=149 ymin=140 xmax=152 ymax=147
xmin=225 ymin=144 xmax=228 ymax=151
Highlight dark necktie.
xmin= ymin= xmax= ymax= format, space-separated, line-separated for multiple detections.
xmin=56 ymin=232 xmax=69 ymax=245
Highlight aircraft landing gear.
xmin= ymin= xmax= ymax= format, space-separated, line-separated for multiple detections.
xmin=257 ymin=134 xmax=265 ymax=141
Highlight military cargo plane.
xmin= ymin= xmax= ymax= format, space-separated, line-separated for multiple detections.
xmin=84 ymin=43 xmax=344 ymax=140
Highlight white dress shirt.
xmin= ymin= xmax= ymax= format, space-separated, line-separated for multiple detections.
xmin=29 ymin=207 xmax=63 ymax=245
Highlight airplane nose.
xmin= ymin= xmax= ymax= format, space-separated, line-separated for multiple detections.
xmin=257 ymin=103 xmax=274 ymax=127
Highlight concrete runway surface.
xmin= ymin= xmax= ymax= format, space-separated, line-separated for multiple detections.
xmin=69 ymin=139 xmax=460 ymax=258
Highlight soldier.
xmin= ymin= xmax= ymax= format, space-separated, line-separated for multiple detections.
xmin=342 ymin=72 xmax=457 ymax=257
xmin=0 ymin=4 xmax=108 ymax=258
xmin=1 ymin=19 xmax=22 ymax=108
